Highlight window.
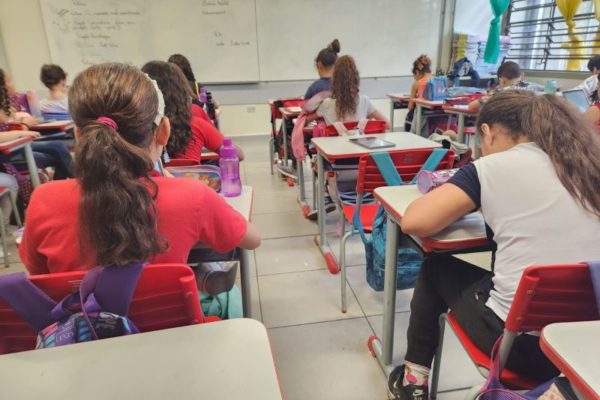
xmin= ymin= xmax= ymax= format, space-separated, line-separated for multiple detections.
xmin=505 ymin=0 xmax=599 ymax=71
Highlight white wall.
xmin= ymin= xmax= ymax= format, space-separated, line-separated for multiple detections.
xmin=454 ymin=0 xmax=494 ymax=36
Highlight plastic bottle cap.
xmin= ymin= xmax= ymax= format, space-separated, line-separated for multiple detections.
xmin=220 ymin=138 xmax=237 ymax=158
xmin=223 ymin=138 xmax=232 ymax=147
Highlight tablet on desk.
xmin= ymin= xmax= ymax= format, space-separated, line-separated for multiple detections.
xmin=349 ymin=136 xmax=395 ymax=150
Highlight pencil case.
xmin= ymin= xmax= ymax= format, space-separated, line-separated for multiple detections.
xmin=167 ymin=165 xmax=221 ymax=192
xmin=416 ymin=168 xmax=459 ymax=194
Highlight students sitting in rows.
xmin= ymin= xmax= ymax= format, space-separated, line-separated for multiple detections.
xmin=574 ymin=54 xmax=600 ymax=102
xmin=0 ymin=68 xmax=73 ymax=180
xmin=304 ymin=39 xmax=339 ymax=100
xmin=468 ymin=61 xmax=542 ymax=111
xmin=39 ymin=64 xmax=69 ymax=114
xmin=19 ymin=63 xmax=260 ymax=274
xmin=388 ymin=90 xmax=600 ymax=400
xmin=405 ymin=54 xmax=432 ymax=131
xmin=308 ymin=55 xmax=387 ymax=125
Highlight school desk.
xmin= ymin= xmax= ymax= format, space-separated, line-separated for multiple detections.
xmin=201 ymin=150 xmax=219 ymax=161
xmin=310 ymin=132 xmax=441 ymax=274
xmin=0 ymin=319 xmax=284 ymax=400
xmin=441 ymin=104 xmax=478 ymax=144
xmin=541 ymin=321 xmax=600 ymax=400
xmin=386 ymin=93 xmax=410 ymax=131
xmin=0 ymin=136 xmax=41 ymax=187
xmin=277 ymin=106 xmax=303 ymax=179
xmin=371 ymin=185 xmax=489 ymax=375
xmin=29 ymin=120 xmax=74 ymax=132
xmin=413 ymin=98 xmax=445 ymax=137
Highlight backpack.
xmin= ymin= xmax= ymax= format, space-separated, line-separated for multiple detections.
xmin=353 ymin=149 xmax=448 ymax=291
xmin=422 ymin=76 xmax=449 ymax=101
xmin=448 ymin=57 xmax=481 ymax=88
xmin=0 ymin=263 xmax=144 ymax=349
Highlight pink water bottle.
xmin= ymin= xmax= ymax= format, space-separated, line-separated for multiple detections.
xmin=219 ymin=138 xmax=242 ymax=197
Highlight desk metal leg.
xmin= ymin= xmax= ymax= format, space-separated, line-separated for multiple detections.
xmin=314 ymin=153 xmax=339 ymax=274
xmin=281 ymin=117 xmax=289 ymax=167
xmin=457 ymin=114 xmax=465 ymax=144
xmin=368 ymin=215 xmax=399 ymax=375
xmin=389 ymin=99 xmax=395 ymax=132
xmin=297 ymin=157 xmax=310 ymax=218
xmin=239 ymin=248 xmax=252 ymax=318
xmin=414 ymin=104 xmax=422 ymax=136
xmin=270 ymin=119 xmax=277 ymax=175
xmin=24 ymin=143 xmax=41 ymax=188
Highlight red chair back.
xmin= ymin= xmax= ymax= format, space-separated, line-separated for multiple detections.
xmin=0 ymin=264 xmax=205 ymax=355
xmin=322 ymin=120 xmax=388 ymax=136
xmin=165 ymin=158 xmax=200 ymax=167
xmin=505 ymin=264 xmax=599 ymax=333
xmin=270 ymin=99 xmax=306 ymax=121
xmin=355 ymin=148 xmax=455 ymax=194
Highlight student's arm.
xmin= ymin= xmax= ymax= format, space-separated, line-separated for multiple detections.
xmin=401 ymin=164 xmax=480 ymax=237
xmin=234 ymin=145 xmax=245 ymax=161
xmin=0 ymin=130 xmax=41 ymax=140
xmin=194 ymin=117 xmax=224 ymax=152
xmin=407 ymin=80 xmax=421 ymax=111
xmin=468 ymin=97 xmax=486 ymax=112
xmin=367 ymin=109 xmax=389 ymax=125
xmin=304 ymin=112 xmax=320 ymax=124
xmin=584 ymin=104 xmax=600 ymax=128
xmin=239 ymin=222 xmax=261 ymax=250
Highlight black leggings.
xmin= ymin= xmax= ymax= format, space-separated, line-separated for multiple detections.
xmin=405 ymin=254 xmax=559 ymax=382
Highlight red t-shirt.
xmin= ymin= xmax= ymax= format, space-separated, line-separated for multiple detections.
xmin=191 ymin=103 xmax=211 ymax=123
xmin=19 ymin=177 xmax=247 ymax=275
xmin=176 ymin=116 xmax=225 ymax=162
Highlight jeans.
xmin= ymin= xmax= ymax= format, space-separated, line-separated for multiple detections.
xmin=30 ymin=141 xmax=74 ymax=180
xmin=405 ymin=254 xmax=559 ymax=382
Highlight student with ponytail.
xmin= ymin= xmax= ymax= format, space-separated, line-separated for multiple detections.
xmin=19 ymin=63 xmax=260 ymax=274
xmin=404 ymin=54 xmax=432 ymax=131
xmin=388 ymin=90 xmax=600 ymax=400
xmin=304 ymin=39 xmax=340 ymax=100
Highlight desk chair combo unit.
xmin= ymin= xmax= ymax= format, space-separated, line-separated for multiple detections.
xmin=268 ymin=98 xmax=305 ymax=181
xmin=430 ymin=263 xmax=600 ymax=399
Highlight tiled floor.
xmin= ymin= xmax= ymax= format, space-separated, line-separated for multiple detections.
xmin=234 ymin=136 xmax=485 ymax=400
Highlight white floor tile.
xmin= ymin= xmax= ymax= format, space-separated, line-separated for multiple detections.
xmin=0 ymin=262 xmax=27 ymax=276
xmin=269 ymin=318 xmax=389 ymax=400
xmin=253 ymin=211 xmax=317 ymax=239
xmin=259 ymin=269 xmax=363 ymax=328
xmin=367 ymin=313 xmax=485 ymax=393
xmin=346 ymin=265 xmax=414 ymax=316
xmin=253 ymin=191 xmax=303 ymax=215
xmin=255 ymin=236 xmax=327 ymax=276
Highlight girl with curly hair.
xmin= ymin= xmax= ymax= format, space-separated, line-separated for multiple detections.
xmin=313 ymin=55 xmax=387 ymax=125
xmin=141 ymin=61 xmax=243 ymax=162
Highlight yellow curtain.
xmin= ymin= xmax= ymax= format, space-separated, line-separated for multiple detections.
xmin=556 ymin=0 xmax=584 ymax=70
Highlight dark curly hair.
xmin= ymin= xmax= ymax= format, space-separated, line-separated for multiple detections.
xmin=0 ymin=69 xmax=12 ymax=117
xmin=316 ymin=39 xmax=340 ymax=68
xmin=40 ymin=64 xmax=67 ymax=89
xmin=141 ymin=61 xmax=192 ymax=158
xmin=412 ymin=54 xmax=432 ymax=75
xmin=331 ymin=55 xmax=360 ymax=120
xmin=168 ymin=54 xmax=196 ymax=82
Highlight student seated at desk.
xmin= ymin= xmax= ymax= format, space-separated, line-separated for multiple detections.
xmin=304 ymin=39 xmax=339 ymax=100
xmin=19 ymin=63 xmax=260 ymax=275
xmin=39 ymin=64 xmax=69 ymax=114
xmin=307 ymin=55 xmax=387 ymax=125
xmin=0 ymin=69 xmax=73 ymax=180
xmin=388 ymin=91 xmax=600 ymax=400
xmin=574 ymin=54 xmax=600 ymax=102
xmin=142 ymin=61 xmax=243 ymax=163
xmin=468 ymin=61 xmax=542 ymax=112
xmin=405 ymin=54 xmax=432 ymax=131
xmin=583 ymin=75 xmax=600 ymax=130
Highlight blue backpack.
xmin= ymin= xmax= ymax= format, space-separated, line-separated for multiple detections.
xmin=0 ymin=263 xmax=143 ymax=348
xmin=422 ymin=76 xmax=449 ymax=101
xmin=353 ymin=149 xmax=448 ymax=291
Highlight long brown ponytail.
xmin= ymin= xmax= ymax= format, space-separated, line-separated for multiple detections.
xmin=69 ymin=63 xmax=168 ymax=266
xmin=331 ymin=55 xmax=360 ymax=120
xmin=477 ymin=90 xmax=600 ymax=217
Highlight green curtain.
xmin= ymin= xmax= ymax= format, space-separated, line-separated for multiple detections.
xmin=483 ymin=0 xmax=511 ymax=63
xmin=556 ymin=0 xmax=584 ymax=70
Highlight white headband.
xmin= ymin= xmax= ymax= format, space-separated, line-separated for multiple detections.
xmin=144 ymin=73 xmax=165 ymax=126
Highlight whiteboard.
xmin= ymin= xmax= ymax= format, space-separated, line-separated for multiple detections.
xmin=39 ymin=0 xmax=442 ymax=83
xmin=256 ymin=0 xmax=443 ymax=81
xmin=39 ymin=0 xmax=260 ymax=83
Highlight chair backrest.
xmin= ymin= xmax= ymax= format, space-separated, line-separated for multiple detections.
xmin=0 ymin=264 xmax=205 ymax=355
xmin=322 ymin=120 xmax=388 ymax=136
xmin=271 ymin=98 xmax=306 ymax=120
xmin=165 ymin=158 xmax=200 ymax=167
xmin=355 ymin=148 xmax=455 ymax=194
xmin=505 ymin=264 xmax=599 ymax=333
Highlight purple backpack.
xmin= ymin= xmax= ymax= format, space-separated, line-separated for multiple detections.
xmin=0 ymin=263 xmax=143 ymax=349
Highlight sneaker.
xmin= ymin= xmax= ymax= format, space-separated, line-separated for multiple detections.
xmin=388 ymin=364 xmax=429 ymax=400
xmin=306 ymin=203 xmax=336 ymax=221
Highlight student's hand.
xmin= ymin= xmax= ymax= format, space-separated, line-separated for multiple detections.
xmin=20 ymin=116 xmax=40 ymax=126
xmin=20 ymin=131 xmax=42 ymax=139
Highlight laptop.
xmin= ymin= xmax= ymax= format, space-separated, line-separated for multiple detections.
xmin=562 ymin=89 xmax=590 ymax=113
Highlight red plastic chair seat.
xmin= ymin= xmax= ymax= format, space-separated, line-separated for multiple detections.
xmin=342 ymin=204 xmax=378 ymax=232
xmin=446 ymin=313 xmax=542 ymax=390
